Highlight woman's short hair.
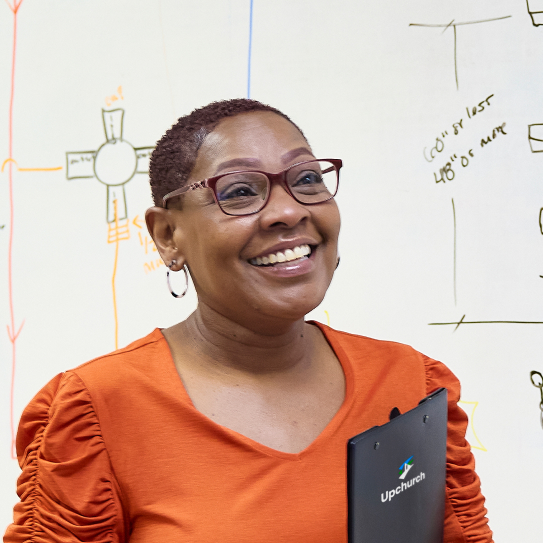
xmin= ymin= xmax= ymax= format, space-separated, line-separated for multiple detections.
xmin=149 ymin=98 xmax=305 ymax=206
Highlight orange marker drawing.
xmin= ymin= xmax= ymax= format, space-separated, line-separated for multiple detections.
xmin=108 ymin=199 xmax=130 ymax=350
xmin=1 ymin=158 xmax=62 ymax=172
xmin=459 ymin=401 xmax=488 ymax=452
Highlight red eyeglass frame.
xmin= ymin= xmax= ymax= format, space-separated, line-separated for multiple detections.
xmin=162 ymin=158 xmax=343 ymax=216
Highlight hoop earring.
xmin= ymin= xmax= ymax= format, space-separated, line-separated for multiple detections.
xmin=335 ymin=255 xmax=341 ymax=269
xmin=166 ymin=260 xmax=189 ymax=298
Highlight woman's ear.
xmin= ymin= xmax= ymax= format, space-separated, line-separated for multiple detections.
xmin=145 ymin=207 xmax=186 ymax=270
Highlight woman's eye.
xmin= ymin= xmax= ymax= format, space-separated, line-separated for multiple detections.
xmin=293 ymin=171 xmax=323 ymax=186
xmin=219 ymin=183 xmax=259 ymax=200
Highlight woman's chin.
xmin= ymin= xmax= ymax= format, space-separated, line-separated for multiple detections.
xmin=251 ymin=293 xmax=326 ymax=324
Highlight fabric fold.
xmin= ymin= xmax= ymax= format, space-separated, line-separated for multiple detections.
xmin=424 ymin=356 xmax=493 ymax=543
xmin=4 ymin=372 xmax=125 ymax=543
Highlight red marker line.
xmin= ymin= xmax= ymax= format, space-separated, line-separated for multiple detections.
xmin=6 ymin=0 xmax=25 ymax=459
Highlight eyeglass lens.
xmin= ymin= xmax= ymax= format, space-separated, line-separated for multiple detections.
xmin=215 ymin=160 xmax=338 ymax=215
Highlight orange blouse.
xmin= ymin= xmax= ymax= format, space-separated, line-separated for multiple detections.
xmin=4 ymin=323 xmax=492 ymax=542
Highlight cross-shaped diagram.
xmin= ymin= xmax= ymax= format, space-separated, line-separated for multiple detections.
xmin=66 ymin=108 xmax=154 ymax=349
xmin=66 ymin=108 xmax=154 ymax=225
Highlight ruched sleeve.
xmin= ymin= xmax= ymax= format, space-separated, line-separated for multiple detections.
xmin=423 ymin=356 xmax=493 ymax=543
xmin=4 ymin=372 xmax=127 ymax=543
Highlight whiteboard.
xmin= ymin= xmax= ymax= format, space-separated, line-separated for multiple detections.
xmin=1 ymin=1 xmax=542 ymax=540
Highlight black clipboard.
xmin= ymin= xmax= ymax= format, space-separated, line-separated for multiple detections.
xmin=347 ymin=388 xmax=448 ymax=543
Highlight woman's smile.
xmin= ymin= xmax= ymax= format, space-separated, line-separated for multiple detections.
xmin=248 ymin=243 xmax=312 ymax=267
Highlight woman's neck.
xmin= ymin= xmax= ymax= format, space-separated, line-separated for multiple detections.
xmin=166 ymin=302 xmax=316 ymax=376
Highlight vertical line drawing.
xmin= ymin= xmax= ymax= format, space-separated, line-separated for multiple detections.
xmin=3 ymin=0 xmax=62 ymax=459
xmin=452 ymin=198 xmax=457 ymax=305
xmin=453 ymin=25 xmax=458 ymax=90
xmin=247 ymin=0 xmax=254 ymax=98
xmin=111 ymin=200 xmax=121 ymax=349
xmin=66 ymin=109 xmax=153 ymax=348
xmin=409 ymin=16 xmax=512 ymax=90
xmin=527 ymin=0 xmax=543 ymax=26
xmin=5 ymin=0 xmax=24 ymax=460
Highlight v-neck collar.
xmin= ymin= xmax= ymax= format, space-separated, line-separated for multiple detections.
xmin=156 ymin=321 xmax=356 ymax=460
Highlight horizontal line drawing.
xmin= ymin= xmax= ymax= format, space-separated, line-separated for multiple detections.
xmin=430 ymin=314 xmax=543 ymax=331
xmin=410 ymin=16 xmax=512 ymax=90
xmin=1 ymin=158 xmax=62 ymax=172
xmin=410 ymin=16 xmax=512 ymax=28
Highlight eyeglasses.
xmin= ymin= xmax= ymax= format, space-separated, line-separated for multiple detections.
xmin=162 ymin=158 xmax=342 ymax=216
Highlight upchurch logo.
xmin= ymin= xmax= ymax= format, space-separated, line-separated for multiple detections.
xmin=398 ymin=456 xmax=414 ymax=480
xmin=381 ymin=456 xmax=426 ymax=503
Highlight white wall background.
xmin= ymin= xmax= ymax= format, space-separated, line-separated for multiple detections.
xmin=1 ymin=1 xmax=542 ymax=539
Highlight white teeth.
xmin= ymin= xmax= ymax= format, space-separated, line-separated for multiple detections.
xmin=249 ymin=244 xmax=312 ymax=266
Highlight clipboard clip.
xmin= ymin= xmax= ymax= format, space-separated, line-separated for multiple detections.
xmin=389 ymin=407 xmax=401 ymax=421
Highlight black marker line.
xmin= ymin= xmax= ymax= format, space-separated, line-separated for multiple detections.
xmin=453 ymin=314 xmax=465 ymax=332
xmin=410 ymin=15 xmax=511 ymax=90
xmin=454 ymin=26 xmax=458 ymax=91
xmin=452 ymin=198 xmax=457 ymax=305
xmin=442 ymin=19 xmax=455 ymax=34
xmin=430 ymin=320 xmax=543 ymax=326
xmin=409 ymin=16 xmax=512 ymax=28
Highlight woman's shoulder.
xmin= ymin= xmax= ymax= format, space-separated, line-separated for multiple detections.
xmin=17 ymin=329 xmax=173 ymax=458
xmin=73 ymin=327 xmax=167 ymax=378
xmin=312 ymin=321 xmax=461 ymax=395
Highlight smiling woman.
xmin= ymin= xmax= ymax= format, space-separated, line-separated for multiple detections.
xmin=4 ymin=99 xmax=493 ymax=543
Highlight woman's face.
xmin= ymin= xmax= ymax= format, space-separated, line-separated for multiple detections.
xmin=165 ymin=111 xmax=340 ymax=329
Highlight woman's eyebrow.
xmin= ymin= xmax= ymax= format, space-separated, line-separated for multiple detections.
xmin=213 ymin=146 xmax=313 ymax=175
xmin=213 ymin=157 xmax=261 ymax=174
xmin=281 ymin=147 xmax=314 ymax=164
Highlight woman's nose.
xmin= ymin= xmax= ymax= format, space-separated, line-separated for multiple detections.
xmin=258 ymin=182 xmax=310 ymax=229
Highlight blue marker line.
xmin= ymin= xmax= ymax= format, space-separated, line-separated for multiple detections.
xmin=247 ymin=0 xmax=254 ymax=98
